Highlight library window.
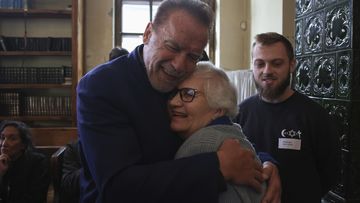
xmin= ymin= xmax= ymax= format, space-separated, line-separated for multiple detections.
xmin=114 ymin=0 xmax=215 ymax=60
xmin=114 ymin=0 xmax=161 ymax=52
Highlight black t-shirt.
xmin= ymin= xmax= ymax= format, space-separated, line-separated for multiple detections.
xmin=236 ymin=91 xmax=340 ymax=203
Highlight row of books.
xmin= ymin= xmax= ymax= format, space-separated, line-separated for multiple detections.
xmin=0 ymin=36 xmax=72 ymax=52
xmin=0 ymin=0 xmax=27 ymax=9
xmin=0 ymin=66 xmax=72 ymax=84
xmin=0 ymin=92 xmax=19 ymax=116
xmin=23 ymin=95 xmax=71 ymax=116
xmin=0 ymin=92 xmax=71 ymax=116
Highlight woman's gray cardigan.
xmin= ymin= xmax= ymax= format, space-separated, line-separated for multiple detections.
xmin=175 ymin=121 xmax=266 ymax=203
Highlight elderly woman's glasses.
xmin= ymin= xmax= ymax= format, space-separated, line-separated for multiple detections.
xmin=169 ymin=88 xmax=200 ymax=102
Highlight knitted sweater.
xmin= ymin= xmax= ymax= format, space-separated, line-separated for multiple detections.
xmin=175 ymin=117 xmax=265 ymax=203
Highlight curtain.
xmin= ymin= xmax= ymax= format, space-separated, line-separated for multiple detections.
xmin=226 ymin=70 xmax=257 ymax=104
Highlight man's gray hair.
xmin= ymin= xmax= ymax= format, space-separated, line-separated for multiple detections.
xmin=194 ymin=61 xmax=238 ymax=118
xmin=153 ymin=0 xmax=214 ymax=32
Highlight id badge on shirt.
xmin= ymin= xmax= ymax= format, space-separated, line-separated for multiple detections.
xmin=278 ymin=138 xmax=301 ymax=150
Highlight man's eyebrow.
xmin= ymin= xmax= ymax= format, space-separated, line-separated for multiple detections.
xmin=164 ymin=39 xmax=203 ymax=57
xmin=166 ymin=40 xmax=183 ymax=50
xmin=253 ymin=58 xmax=284 ymax=62
xmin=164 ymin=39 xmax=179 ymax=46
xmin=271 ymin=58 xmax=285 ymax=62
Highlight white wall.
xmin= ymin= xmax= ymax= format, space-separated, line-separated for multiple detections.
xmin=249 ymin=0 xmax=295 ymax=67
xmin=250 ymin=0 xmax=283 ymax=42
xmin=283 ymin=0 xmax=296 ymax=46
xmin=216 ymin=0 xmax=294 ymax=70
xmin=215 ymin=0 xmax=250 ymax=70
xmin=85 ymin=0 xmax=113 ymax=71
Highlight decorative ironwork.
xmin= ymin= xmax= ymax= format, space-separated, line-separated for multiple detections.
xmin=313 ymin=54 xmax=335 ymax=97
xmin=314 ymin=0 xmax=326 ymax=10
xmin=325 ymin=3 xmax=351 ymax=50
xmin=353 ymin=51 xmax=360 ymax=100
xmin=295 ymin=57 xmax=312 ymax=94
xmin=348 ymin=147 xmax=360 ymax=199
xmin=310 ymin=97 xmax=323 ymax=106
xmin=295 ymin=20 xmax=303 ymax=55
xmin=304 ymin=13 xmax=324 ymax=54
xmin=349 ymin=102 xmax=360 ymax=150
xmin=296 ymin=0 xmax=360 ymax=201
xmin=337 ymin=51 xmax=352 ymax=98
xmin=296 ymin=0 xmax=313 ymax=17
xmin=326 ymin=0 xmax=339 ymax=6
xmin=323 ymin=100 xmax=350 ymax=148
xmin=336 ymin=150 xmax=347 ymax=197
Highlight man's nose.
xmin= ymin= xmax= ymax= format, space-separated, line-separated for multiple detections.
xmin=172 ymin=53 xmax=190 ymax=72
xmin=263 ymin=63 xmax=273 ymax=74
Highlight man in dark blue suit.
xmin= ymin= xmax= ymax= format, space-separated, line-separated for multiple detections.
xmin=77 ymin=1 xmax=280 ymax=202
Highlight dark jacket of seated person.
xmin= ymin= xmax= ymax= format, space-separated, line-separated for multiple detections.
xmin=60 ymin=141 xmax=81 ymax=203
xmin=0 ymin=120 xmax=50 ymax=203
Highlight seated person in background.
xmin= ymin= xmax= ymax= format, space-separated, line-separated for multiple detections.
xmin=109 ymin=47 xmax=129 ymax=61
xmin=60 ymin=140 xmax=81 ymax=203
xmin=0 ymin=120 xmax=50 ymax=203
xmin=169 ymin=61 xmax=266 ymax=203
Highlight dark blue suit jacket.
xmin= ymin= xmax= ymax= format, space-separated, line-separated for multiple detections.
xmin=77 ymin=45 xmax=225 ymax=203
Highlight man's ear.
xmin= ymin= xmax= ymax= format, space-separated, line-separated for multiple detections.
xmin=143 ymin=22 xmax=153 ymax=44
xmin=290 ymin=59 xmax=296 ymax=73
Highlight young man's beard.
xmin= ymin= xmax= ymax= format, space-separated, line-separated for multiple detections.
xmin=254 ymin=73 xmax=291 ymax=101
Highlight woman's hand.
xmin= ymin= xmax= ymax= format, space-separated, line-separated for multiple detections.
xmin=0 ymin=154 xmax=10 ymax=176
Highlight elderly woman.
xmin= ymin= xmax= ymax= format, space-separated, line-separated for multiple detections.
xmin=0 ymin=120 xmax=50 ymax=203
xmin=168 ymin=61 xmax=265 ymax=203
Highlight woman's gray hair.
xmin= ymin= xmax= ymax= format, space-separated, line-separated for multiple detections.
xmin=194 ymin=61 xmax=238 ymax=118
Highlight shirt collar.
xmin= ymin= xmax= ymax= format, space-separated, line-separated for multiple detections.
xmin=207 ymin=116 xmax=232 ymax=126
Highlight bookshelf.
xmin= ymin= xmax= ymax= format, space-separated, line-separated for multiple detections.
xmin=0 ymin=8 xmax=72 ymax=18
xmin=0 ymin=51 xmax=72 ymax=56
xmin=0 ymin=0 xmax=81 ymax=142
